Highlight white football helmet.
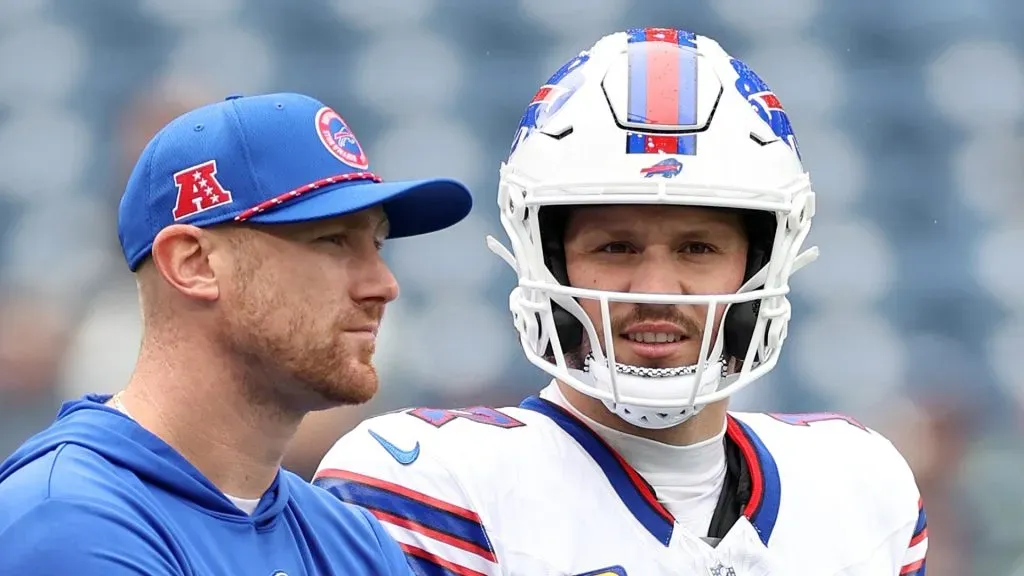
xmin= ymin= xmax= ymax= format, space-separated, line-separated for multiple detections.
xmin=487 ymin=28 xmax=819 ymax=429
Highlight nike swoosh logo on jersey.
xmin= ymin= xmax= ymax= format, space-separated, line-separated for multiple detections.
xmin=368 ymin=429 xmax=420 ymax=465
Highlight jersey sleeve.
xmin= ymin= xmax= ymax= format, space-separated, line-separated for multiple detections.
xmin=0 ymin=497 xmax=179 ymax=575
xmin=899 ymin=497 xmax=928 ymax=575
xmin=862 ymin=424 xmax=928 ymax=575
xmin=879 ymin=430 xmax=928 ymax=576
xmin=872 ymin=429 xmax=927 ymax=576
xmin=314 ymin=418 xmax=501 ymax=576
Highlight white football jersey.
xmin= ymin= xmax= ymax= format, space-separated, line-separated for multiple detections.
xmin=314 ymin=385 xmax=927 ymax=575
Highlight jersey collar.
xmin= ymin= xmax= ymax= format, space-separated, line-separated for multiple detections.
xmin=725 ymin=415 xmax=782 ymax=545
xmin=519 ymin=396 xmax=781 ymax=546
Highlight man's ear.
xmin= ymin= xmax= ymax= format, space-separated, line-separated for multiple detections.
xmin=150 ymin=224 xmax=220 ymax=302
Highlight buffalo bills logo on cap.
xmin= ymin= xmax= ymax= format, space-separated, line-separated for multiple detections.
xmin=640 ymin=157 xmax=682 ymax=179
xmin=315 ymin=106 xmax=369 ymax=170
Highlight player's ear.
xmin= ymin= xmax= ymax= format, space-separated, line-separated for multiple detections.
xmin=150 ymin=224 xmax=220 ymax=302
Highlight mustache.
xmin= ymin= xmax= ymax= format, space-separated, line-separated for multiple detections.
xmin=342 ymin=303 xmax=387 ymax=328
xmin=609 ymin=304 xmax=704 ymax=337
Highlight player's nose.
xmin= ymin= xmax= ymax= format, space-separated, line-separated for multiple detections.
xmin=351 ymin=251 xmax=400 ymax=305
xmin=629 ymin=249 xmax=684 ymax=295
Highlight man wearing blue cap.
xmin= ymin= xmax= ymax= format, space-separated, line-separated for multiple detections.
xmin=0 ymin=93 xmax=472 ymax=575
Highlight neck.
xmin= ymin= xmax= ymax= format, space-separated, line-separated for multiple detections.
xmin=117 ymin=330 xmax=303 ymax=499
xmin=557 ymin=380 xmax=728 ymax=446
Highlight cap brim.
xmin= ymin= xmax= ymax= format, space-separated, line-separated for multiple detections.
xmin=246 ymin=177 xmax=473 ymax=238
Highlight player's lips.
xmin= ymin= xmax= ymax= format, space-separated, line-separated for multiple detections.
xmin=345 ymin=324 xmax=379 ymax=337
xmin=621 ymin=322 xmax=685 ymax=341
xmin=620 ymin=322 xmax=687 ymax=360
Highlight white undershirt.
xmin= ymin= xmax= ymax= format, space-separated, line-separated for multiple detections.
xmin=225 ymin=494 xmax=261 ymax=514
xmin=541 ymin=383 xmax=727 ymax=537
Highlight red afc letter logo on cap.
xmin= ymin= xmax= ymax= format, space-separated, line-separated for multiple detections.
xmin=172 ymin=160 xmax=234 ymax=220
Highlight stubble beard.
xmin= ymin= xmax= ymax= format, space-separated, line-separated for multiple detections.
xmin=282 ymin=330 xmax=379 ymax=409
xmin=228 ymin=296 xmax=382 ymax=413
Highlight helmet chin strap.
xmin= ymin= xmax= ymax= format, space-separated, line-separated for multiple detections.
xmin=566 ymin=354 xmax=728 ymax=430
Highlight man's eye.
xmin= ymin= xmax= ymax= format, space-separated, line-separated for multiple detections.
xmin=599 ymin=242 xmax=634 ymax=254
xmin=682 ymin=243 xmax=715 ymax=254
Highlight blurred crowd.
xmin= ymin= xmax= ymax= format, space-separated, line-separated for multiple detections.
xmin=0 ymin=0 xmax=1022 ymax=573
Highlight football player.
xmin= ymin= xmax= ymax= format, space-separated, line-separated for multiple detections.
xmin=314 ymin=29 xmax=927 ymax=575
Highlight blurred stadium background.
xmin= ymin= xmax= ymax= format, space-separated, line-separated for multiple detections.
xmin=0 ymin=0 xmax=1021 ymax=572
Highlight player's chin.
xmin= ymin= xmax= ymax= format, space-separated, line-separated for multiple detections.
xmin=314 ymin=364 xmax=379 ymax=407
xmin=345 ymin=365 xmax=379 ymax=403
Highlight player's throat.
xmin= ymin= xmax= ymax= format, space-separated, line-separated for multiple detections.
xmin=541 ymin=383 xmax=728 ymax=539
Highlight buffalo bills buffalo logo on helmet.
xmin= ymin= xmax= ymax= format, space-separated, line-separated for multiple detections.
xmin=640 ymin=157 xmax=683 ymax=178
xmin=509 ymin=51 xmax=590 ymax=156
xmin=315 ymin=107 xmax=369 ymax=170
xmin=730 ymin=58 xmax=801 ymax=160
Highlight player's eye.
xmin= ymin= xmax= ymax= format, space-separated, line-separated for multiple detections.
xmin=681 ymin=242 xmax=715 ymax=255
xmin=317 ymin=234 xmax=346 ymax=246
xmin=598 ymin=242 xmax=635 ymax=254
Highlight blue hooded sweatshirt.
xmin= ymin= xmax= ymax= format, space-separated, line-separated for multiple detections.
xmin=0 ymin=395 xmax=413 ymax=575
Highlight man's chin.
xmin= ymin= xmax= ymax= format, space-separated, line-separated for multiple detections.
xmin=314 ymin=366 xmax=379 ymax=407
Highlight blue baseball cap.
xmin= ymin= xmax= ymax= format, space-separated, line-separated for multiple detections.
xmin=118 ymin=92 xmax=473 ymax=271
